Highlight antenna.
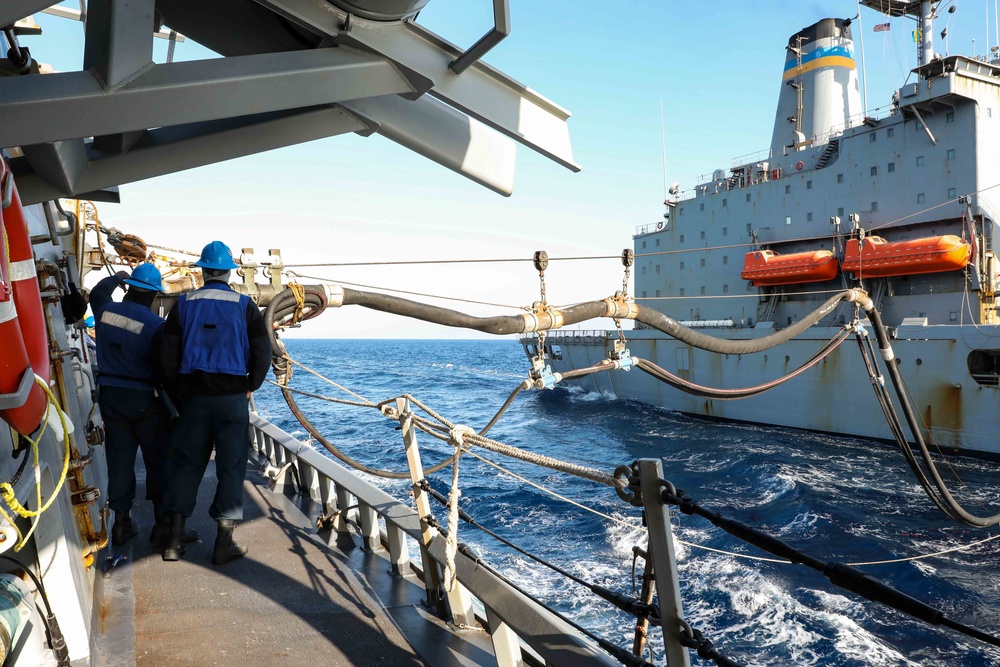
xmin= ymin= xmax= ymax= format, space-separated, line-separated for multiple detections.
xmin=659 ymin=99 xmax=668 ymax=205
xmin=856 ymin=0 xmax=869 ymax=115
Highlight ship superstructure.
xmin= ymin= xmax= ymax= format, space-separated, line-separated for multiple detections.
xmin=542 ymin=4 xmax=1000 ymax=458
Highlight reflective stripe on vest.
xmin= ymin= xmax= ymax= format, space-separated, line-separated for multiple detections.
xmin=185 ymin=289 xmax=242 ymax=303
xmin=99 ymin=310 xmax=145 ymax=335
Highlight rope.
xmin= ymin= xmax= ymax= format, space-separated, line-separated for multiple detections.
xmin=443 ymin=426 xmax=473 ymax=592
xmin=288 ymin=282 xmax=306 ymax=326
xmin=0 ymin=378 xmax=72 ymax=551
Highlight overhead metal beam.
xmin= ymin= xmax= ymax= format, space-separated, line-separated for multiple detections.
xmin=12 ymin=106 xmax=368 ymax=205
xmin=250 ymin=0 xmax=578 ymax=172
xmin=0 ymin=0 xmax=54 ymax=28
xmin=41 ymin=5 xmax=186 ymax=42
xmin=83 ymin=0 xmax=155 ymax=88
xmin=343 ymin=94 xmax=517 ymax=196
xmin=0 ymin=46 xmax=413 ymax=148
xmin=21 ymin=139 xmax=90 ymax=193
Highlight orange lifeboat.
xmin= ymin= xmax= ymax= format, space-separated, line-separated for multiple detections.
xmin=0 ymin=160 xmax=49 ymax=436
xmin=842 ymin=235 xmax=971 ymax=278
xmin=741 ymin=249 xmax=840 ymax=286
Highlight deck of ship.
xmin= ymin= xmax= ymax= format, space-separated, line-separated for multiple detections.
xmin=92 ymin=451 xmax=493 ymax=667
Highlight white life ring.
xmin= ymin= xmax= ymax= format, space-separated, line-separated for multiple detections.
xmin=795 ymin=161 xmax=805 ymax=171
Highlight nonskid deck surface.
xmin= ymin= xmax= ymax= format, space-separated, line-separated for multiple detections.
xmin=95 ymin=454 xmax=490 ymax=666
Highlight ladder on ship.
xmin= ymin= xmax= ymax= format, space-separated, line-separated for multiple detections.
xmin=815 ymin=139 xmax=840 ymax=169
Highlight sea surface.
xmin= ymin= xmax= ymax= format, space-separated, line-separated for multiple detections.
xmin=253 ymin=338 xmax=1000 ymax=667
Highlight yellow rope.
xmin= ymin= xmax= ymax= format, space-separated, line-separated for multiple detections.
xmin=0 ymin=379 xmax=72 ymax=551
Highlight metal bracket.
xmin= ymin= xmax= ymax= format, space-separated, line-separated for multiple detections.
xmin=450 ymin=0 xmax=510 ymax=75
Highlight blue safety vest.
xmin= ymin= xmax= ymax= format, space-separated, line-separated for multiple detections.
xmin=177 ymin=283 xmax=250 ymax=377
xmin=95 ymin=301 xmax=164 ymax=389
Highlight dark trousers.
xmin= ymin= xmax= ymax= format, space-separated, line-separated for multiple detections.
xmin=99 ymin=385 xmax=172 ymax=513
xmin=163 ymin=394 xmax=250 ymax=521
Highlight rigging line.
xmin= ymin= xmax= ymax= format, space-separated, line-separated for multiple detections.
xmin=283 ymin=255 xmax=619 ymax=268
xmin=849 ymin=532 xmax=1000 ymax=566
xmin=286 ymin=358 xmax=375 ymax=406
xmin=286 ymin=272 xmax=527 ymax=311
xmin=870 ymin=181 xmax=1000 ymax=232
xmin=262 ymin=379 xmax=376 ymax=409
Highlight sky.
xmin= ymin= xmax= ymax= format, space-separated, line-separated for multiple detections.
xmin=21 ymin=0 xmax=994 ymax=337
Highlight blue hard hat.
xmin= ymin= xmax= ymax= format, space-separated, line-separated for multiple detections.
xmin=194 ymin=240 xmax=239 ymax=270
xmin=123 ymin=263 xmax=164 ymax=292
xmin=85 ymin=315 xmax=95 ymax=328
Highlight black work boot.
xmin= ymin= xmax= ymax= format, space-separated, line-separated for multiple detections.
xmin=161 ymin=513 xmax=188 ymax=561
xmin=211 ymin=519 xmax=248 ymax=566
xmin=111 ymin=510 xmax=137 ymax=545
xmin=150 ymin=506 xmax=199 ymax=548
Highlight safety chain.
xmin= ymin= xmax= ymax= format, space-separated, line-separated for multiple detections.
xmin=532 ymin=250 xmax=549 ymax=363
xmin=678 ymin=620 xmax=745 ymax=667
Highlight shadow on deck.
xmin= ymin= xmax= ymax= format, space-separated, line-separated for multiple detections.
xmin=93 ymin=454 xmax=493 ymax=667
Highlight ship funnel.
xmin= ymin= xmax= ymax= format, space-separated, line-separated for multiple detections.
xmin=770 ymin=18 xmax=863 ymax=156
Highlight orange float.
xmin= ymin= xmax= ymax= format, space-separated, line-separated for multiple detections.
xmin=741 ymin=249 xmax=840 ymax=286
xmin=842 ymin=235 xmax=971 ymax=277
xmin=0 ymin=160 xmax=49 ymax=435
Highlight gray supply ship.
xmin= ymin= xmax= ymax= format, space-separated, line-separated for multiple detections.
xmin=0 ymin=2 xmax=998 ymax=667
xmin=538 ymin=1 xmax=1000 ymax=460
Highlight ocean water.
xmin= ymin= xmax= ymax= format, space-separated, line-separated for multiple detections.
xmin=253 ymin=338 xmax=1000 ymax=667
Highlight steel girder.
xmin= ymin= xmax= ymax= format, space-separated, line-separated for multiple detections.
xmin=252 ymin=0 xmax=579 ymax=173
xmin=0 ymin=0 xmax=59 ymax=28
xmin=13 ymin=106 xmax=369 ymax=205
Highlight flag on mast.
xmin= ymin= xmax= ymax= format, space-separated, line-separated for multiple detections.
xmin=874 ymin=23 xmax=891 ymax=32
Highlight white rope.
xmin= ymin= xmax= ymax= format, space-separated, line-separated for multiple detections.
xmin=443 ymin=426 xmax=474 ymax=592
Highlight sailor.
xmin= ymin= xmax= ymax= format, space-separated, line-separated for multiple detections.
xmin=159 ymin=241 xmax=270 ymax=565
xmin=92 ymin=263 xmax=188 ymax=546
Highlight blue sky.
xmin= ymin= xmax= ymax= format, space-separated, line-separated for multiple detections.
xmin=24 ymin=1 xmax=990 ymax=336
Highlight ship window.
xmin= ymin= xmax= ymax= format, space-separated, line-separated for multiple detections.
xmin=723 ymin=256 xmax=729 ymax=265
xmin=838 ymin=207 xmax=845 ymax=217
xmin=950 ymin=311 xmax=958 ymax=322
xmin=642 ymin=291 xmax=647 ymax=298
xmin=947 ymin=112 xmax=955 ymax=122
xmin=871 ymin=201 xmax=879 ymax=212
xmin=916 ymin=156 xmax=925 ymax=167
xmin=887 ymin=127 xmax=895 ymax=137
xmin=837 ymin=173 xmax=844 ymax=183
xmin=947 ymin=149 xmax=955 ymax=160
xmin=785 ymin=185 xmax=791 ymax=194
xmin=917 ymin=193 xmax=925 ymax=204
xmin=722 ymin=227 xmax=728 ymax=236
xmin=949 ymin=187 xmax=957 ymax=198
xmin=785 ymin=216 xmax=792 ymax=225
xmin=700 ymin=286 xmax=706 ymax=295
xmin=656 ymin=290 xmax=661 ymax=298
xmin=888 ymin=162 xmax=895 ymax=173
xmin=700 ymin=259 xmax=706 ymax=267
xmin=723 ymin=198 xmax=728 ymax=207
xmin=680 ymin=235 xmax=684 ymax=243
xmin=807 ymin=212 xmax=813 ymax=222
xmin=807 ymin=180 xmax=813 ymax=189
xmin=641 ymin=266 xmax=646 ymax=274
xmin=679 ymin=288 xmax=684 ymax=296
xmin=700 ymin=203 xmax=705 ymax=211
xmin=656 ymin=238 xmax=660 ymax=246
xmin=723 ymin=284 xmax=729 ymax=293
xmin=919 ymin=312 xmax=926 ymax=317
xmin=656 ymin=264 xmax=660 ymax=274
xmin=679 ymin=208 xmax=684 ymax=216
xmin=869 ymin=133 xmax=877 ymax=143
xmin=642 ymin=241 xmax=646 ymax=248
xmin=746 ymin=193 xmax=752 ymax=202
xmin=870 ymin=166 xmax=878 ymax=176
xmin=968 ymin=350 xmax=1000 ymax=386
xmin=680 ymin=261 xmax=685 ymax=269
xmin=700 ymin=231 xmax=706 ymax=240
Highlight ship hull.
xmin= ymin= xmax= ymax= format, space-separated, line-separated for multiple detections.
xmin=535 ymin=323 xmax=1000 ymax=460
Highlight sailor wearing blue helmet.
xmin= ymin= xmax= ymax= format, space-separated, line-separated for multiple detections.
xmin=159 ymin=241 xmax=270 ymax=565
xmin=91 ymin=263 xmax=196 ymax=547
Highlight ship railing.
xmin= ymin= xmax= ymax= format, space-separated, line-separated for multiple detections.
xmin=519 ymin=330 xmax=614 ymax=346
xmin=248 ymin=413 xmax=623 ymax=667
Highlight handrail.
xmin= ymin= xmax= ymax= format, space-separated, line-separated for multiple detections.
xmin=248 ymin=414 xmax=621 ymax=667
